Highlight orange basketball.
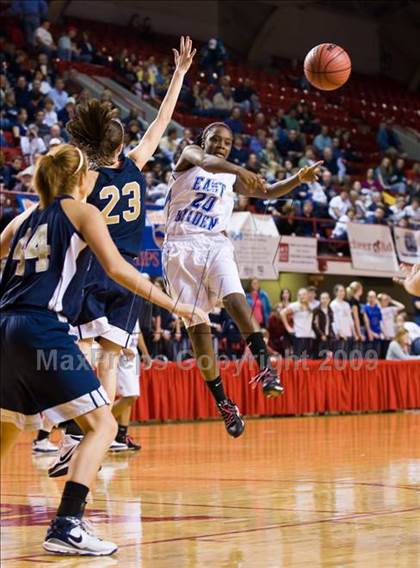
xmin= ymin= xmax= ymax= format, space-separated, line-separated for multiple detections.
xmin=304 ymin=43 xmax=351 ymax=91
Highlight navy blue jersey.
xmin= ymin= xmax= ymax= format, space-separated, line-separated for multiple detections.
xmin=88 ymin=157 xmax=146 ymax=257
xmin=0 ymin=196 xmax=88 ymax=319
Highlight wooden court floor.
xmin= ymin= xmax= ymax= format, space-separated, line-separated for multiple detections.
xmin=1 ymin=412 xmax=419 ymax=568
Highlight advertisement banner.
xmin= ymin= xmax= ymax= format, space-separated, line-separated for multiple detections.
xmin=276 ymin=235 xmax=318 ymax=273
xmin=229 ymin=212 xmax=280 ymax=279
xmin=347 ymin=223 xmax=399 ymax=272
xmin=393 ymin=227 xmax=420 ymax=265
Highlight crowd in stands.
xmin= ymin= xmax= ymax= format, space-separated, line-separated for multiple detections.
xmin=137 ymin=276 xmax=420 ymax=362
xmin=1 ymin=10 xmax=419 ymax=361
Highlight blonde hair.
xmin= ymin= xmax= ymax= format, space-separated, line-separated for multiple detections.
xmin=34 ymin=144 xmax=87 ymax=207
xmin=346 ymin=281 xmax=363 ymax=300
xmin=394 ymin=327 xmax=409 ymax=346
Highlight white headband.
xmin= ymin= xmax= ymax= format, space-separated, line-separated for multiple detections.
xmin=74 ymin=147 xmax=84 ymax=174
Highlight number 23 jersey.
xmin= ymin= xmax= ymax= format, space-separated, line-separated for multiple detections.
xmin=88 ymin=157 xmax=146 ymax=256
xmin=164 ymin=166 xmax=236 ymax=237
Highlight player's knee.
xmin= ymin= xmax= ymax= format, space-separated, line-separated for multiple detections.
xmin=223 ymin=293 xmax=246 ymax=313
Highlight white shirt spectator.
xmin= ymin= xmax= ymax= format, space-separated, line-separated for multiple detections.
xmin=30 ymin=80 xmax=51 ymax=95
xmin=404 ymin=321 xmax=420 ymax=343
xmin=20 ymin=136 xmax=47 ymax=165
xmin=328 ymin=195 xmax=351 ymax=220
xmin=380 ymin=306 xmax=399 ymax=339
xmin=289 ymin=302 xmax=315 ymax=338
xmin=330 ymin=299 xmax=354 ymax=338
xmin=331 ymin=213 xmax=350 ymax=239
xmin=386 ymin=341 xmax=420 ymax=360
xmin=35 ymin=26 xmax=54 ymax=47
xmin=404 ymin=204 xmax=420 ymax=225
xmin=49 ymin=88 xmax=69 ymax=111
xmin=308 ymin=181 xmax=328 ymax=205
xmin=43 ymin=109 xmax=58 ymax=127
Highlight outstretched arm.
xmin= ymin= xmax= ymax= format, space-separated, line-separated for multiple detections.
xmin=128 ymin=36 xmax=196 ymax=170
xmin=236 ymin=161 xmax=323 ymax=198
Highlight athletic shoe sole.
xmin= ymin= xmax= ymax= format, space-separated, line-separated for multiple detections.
xmin=43 ymin=539 xmax=117 ymax=556
xmin=48 ymin=446 xmax=78 ymax=478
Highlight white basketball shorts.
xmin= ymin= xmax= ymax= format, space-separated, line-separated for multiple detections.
xmin=116 ymin=329 xmax=141 ymax=398
xmin=162 ymin=233 xmax=245 ymax=328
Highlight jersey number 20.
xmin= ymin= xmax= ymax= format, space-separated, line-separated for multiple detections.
xmin=100 ymin=182 xmax=141 ymax=225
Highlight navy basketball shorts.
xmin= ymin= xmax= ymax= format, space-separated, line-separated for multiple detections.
xmin=74 ymin=255 xmax=141 ymax=348
xmin=0 ymin=309 xmax=110 ymax=431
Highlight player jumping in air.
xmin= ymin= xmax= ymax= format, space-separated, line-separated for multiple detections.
xmin=163 ymin=122 xmax=322 ymax=437
xmin=0 ymin=144 xmax=203 ymax=556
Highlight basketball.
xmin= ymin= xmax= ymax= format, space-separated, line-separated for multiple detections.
xmin=304 ymin=43 xmax=351 ymax=90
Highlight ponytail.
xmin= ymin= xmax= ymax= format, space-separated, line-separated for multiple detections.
xmin=34 ymin=144 xmax=87 ymax=206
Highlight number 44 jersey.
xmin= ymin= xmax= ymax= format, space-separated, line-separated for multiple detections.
xmin=88 ymin=158 xmax=146 ymax=256
xmin=164 ymin=166 xmax=237 ymax=237
xmin=0 ymin=196 xmax=89 ymax=319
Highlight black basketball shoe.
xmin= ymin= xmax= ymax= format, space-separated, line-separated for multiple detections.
xmin=251 ymin=367 xmax=284 ymax=398
xmin=217 ymin=399 xmax=245 ymax=438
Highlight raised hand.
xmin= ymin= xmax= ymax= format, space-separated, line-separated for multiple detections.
xmin=173 ymin=36 xmax=196 ymax=75
xmin=297 ymin=161 xmax=324 ymax=183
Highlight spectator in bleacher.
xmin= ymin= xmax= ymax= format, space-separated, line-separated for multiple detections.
xmin=27 ymin=79 xmax=45 ymax=120
xmin=322 ymin=146 xmax=346 ymax=180
xmin=20 ymin=124 xmax=46 ymax=165
xmin=331 ymin=207 xmax=356 ymax=240
xmin=363 ymin=290 xmax=382 ymax=357
xmin=249 ymin=129 xmax=266 ymax=156
xmin=57 ymin=97 xmax=77 ymax=125
xmin=159 ymin=127 xmax=178 ymax=162
xmin=149 ymin=170 xmax=171 ymax=205
xmin=367 ymin=190 xmax=385 ymax=212
xmin=281 ymin=288 xmax=315 ymax=358
xmin=199 ymin=38 xmax=227 ymax=81
xmin=44 ymin=123 xmax=66 ymax=147
xmin=283 ymin=107 xmax=300 ymax=132
xmin=13 ymin=164 xmax=34 ymax=193
xmin=377 ymin=121 xmax=402 ymax=154
xmin=389 ymin=195 xmax=407 ymax=224
xmin=280 ymin=129 xmax=304 ymax=161
xmin=3 ymin=155 xmax=24 ymax=190
xmin=298 ymin=146 xmax=316 ymax=169
xmin=320 ymin=169 xmax=337 ymax=201
xmin=314 ymin=125 xmax=332 ymax=154
xmin=225 ymin=106 xmax=244 ymax=135
xmin=246 ymin=278 xmax=271 ymax=328
xmin=255 ymin=112 xmax=267 ymax=132
xmin=296 ymin=200 xmax=315 ymax=237
xmin=307 ymin=179 xmax=328 ymax=216
xmin=42 ymin=97 xmax=58 ymax=127
xmin=296 ymin=102 xmax=317 ymax=134
xmin=212 ymin=85 xmax=234 ymax=117
xmin=404 ymin=197 xmax=420 ymax=228
xmin=78 ymin=31 xmax=95 ymax=63
xmin=233 ymin=78 xmax=260 ymax=113
xmin=312 ymin=292 xmax=334 ymax=358
xmin=275 ymin=202 xmax=297 ymax=236
xmin=57 ymin=27 xmax=79 ymax=62
xmin=14 ymin=76 xmax=31 ymax=109
xmin=389 ymin=157 xmax=407 ymax=194
xmin=34 ymin=19 xmax=56 ymax=55
xmin=386 ymin=328 xmax=420 ymax=360
xmin=11 ymin=0 xmax=48 ymax=45
xmin=48 ymin=78 xmax=69 ymax=111
xmin=229 ymin=134 xmax=249 ymax=166
xmin=276 ymin=108 xmax=287 ymax=129
xmin=267 ymin=304 xmax=287 ymax=355
xmin=260 ymin=138 xmax=281 ymax=180
xmin=3 ymin=90 xmax=18 ymax=126
xmin=365 ymin=205 xmax=387 ymax=225
xmin=245 ymin=152 xmax=260 ymax=174
xmin=328 ymin=188 xmax=350 ymax=220
xmin=349 ymin=188 xmax=366 ymax=220
xmin=12 ymin=108 xmax=29 ymax=141
xmin=330 ymin=284 xmax=355 ymax=355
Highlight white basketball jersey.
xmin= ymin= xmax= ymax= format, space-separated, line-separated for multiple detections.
xmin=164 ymin=166 xmax=236 ymax=237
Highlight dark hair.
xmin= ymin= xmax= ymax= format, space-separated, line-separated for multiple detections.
xmin=67 ymin=100 xmax=124 ymax=167
xmin=199 ymin=122 xmax=233 ymax=146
